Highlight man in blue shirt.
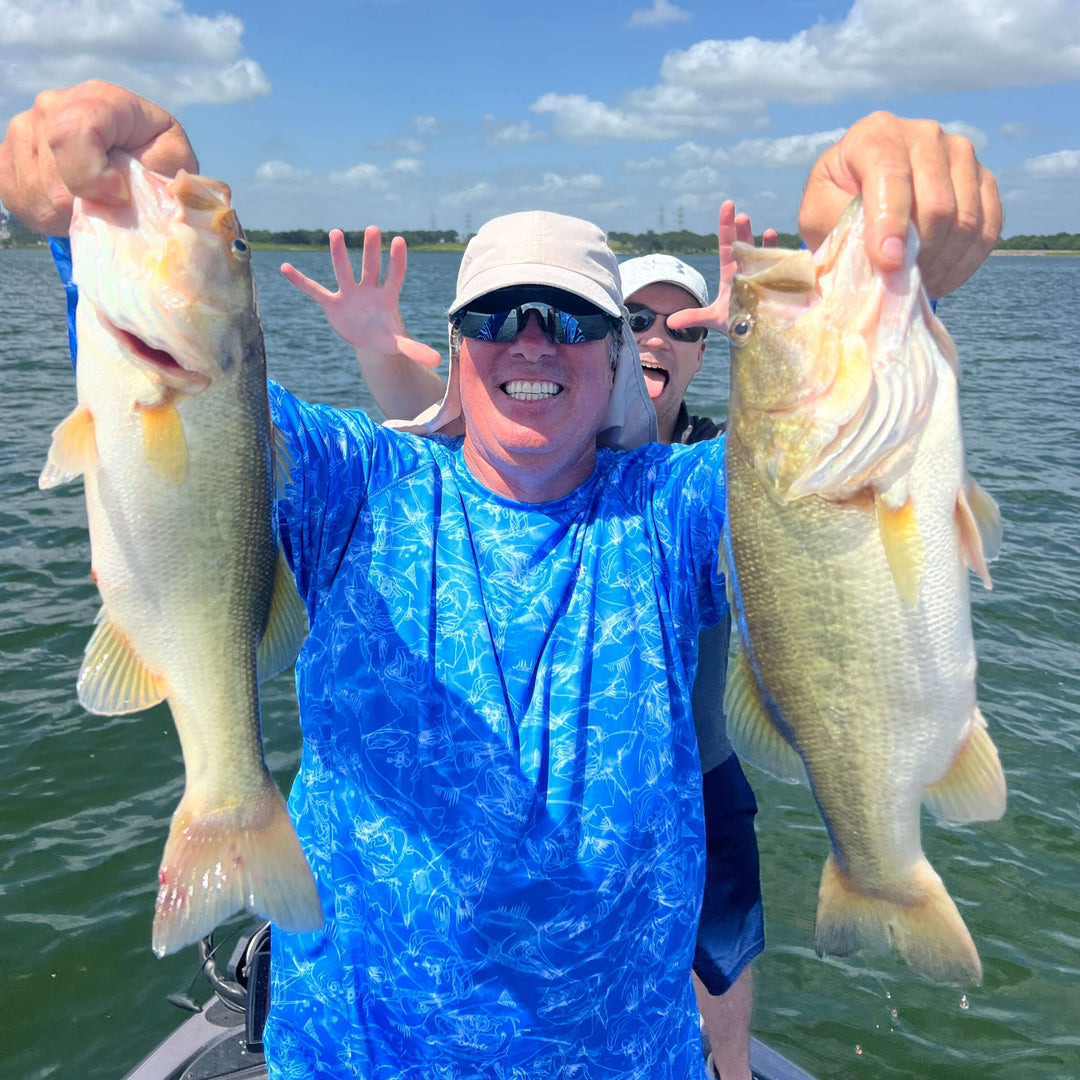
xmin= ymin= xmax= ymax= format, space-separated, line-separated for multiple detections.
xmin=0 ymin=80 xmax=1001 ymax=1080
xmin=280 ymin=225 xmax=773 ymax=1080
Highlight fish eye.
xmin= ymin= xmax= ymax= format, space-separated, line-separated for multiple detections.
xmin=728 ymin=313 xmax=753 ymax=346
xmin=231 ymin=237 xmax=251 ymax=259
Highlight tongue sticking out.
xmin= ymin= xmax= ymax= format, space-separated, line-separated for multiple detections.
xmin=641 ymin=365 xmax=668 ymax=400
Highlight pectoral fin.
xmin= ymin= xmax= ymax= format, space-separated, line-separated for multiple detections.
xmin=923 ymin=707 xmax=1007 ymax=823
xmin=40 ymin=405 xmax=96 ymax=489
xmin=875 ymin=491 xmax=925 ymax=608
xmin=724 ymin=639 xmax=807 ymax=784
xmin=956 ymin=480 xmax=1002 ymax=590
xmin=77 ymin=609 xmax=167 ymax=715
xmin=256 ymin=550 xmax=309 ymax=682
xmin=139 ymin=399 xmax=188 ymax=485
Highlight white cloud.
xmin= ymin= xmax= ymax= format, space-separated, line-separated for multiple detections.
xmin=623 ymin=157 xmax=667 ymax=171
xmin=412 ymin=115 xmax=439 ymax=134
xmin=998 ymin=121 xmax=1035 ymax=139
xmin=530 ymin=90 xmax=741 ymax=142
xmin=715 ymin=128 xmax=847 ymax=167
xmin=328 ymin=163 xmax=389 ymax=188
xmin=528 ymin=0 xmax=1080 ymax=143
xmin=1023 ymin=150 xmax=1080 ymax=178
xmin=390 ymin=158 xmax=424 ymax=175
xmin=627 ymin=0 xmax=691 ymax=28
xmin=941 ymin=120 xmax=988 ymax=151
xmin=668 ymin=129 xmax=844 ymax=170
xmin=253 ymin=160 xmax=313 ymax=187
xmin=524 ymin=172 xmax=605 ymax=196
xmin=660 ymin=166 xmax=721 ymax=191
xmin=0 ymin=0 xmax=270 ymax=108
xmin=485 ymin=118 xmax=545 ymax=146
xmin=439 ymin=181 xmax=498 ymax=210
xmin=661 ymin=0 xmax=1080 ymax=100
xmin=670 ymin=141 xmax=713 ymax=167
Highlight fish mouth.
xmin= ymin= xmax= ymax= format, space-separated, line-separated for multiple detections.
xmin=501 ymin=379 xmax=563 ymax=402
xmin=100 ymin=316 xmax=209 ymax=391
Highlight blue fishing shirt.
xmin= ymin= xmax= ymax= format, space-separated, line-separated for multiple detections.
xmin=265 ymin=383 xmax=727 ymax=1078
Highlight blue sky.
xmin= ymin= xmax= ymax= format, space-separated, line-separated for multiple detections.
xmin=2 ymin=0 xmax=1079 ymax=238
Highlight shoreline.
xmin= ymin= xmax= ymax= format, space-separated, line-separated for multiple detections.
xmin=989 ymin=249 xmax=1080 ymax=256
xmin=5 ymin=244 xmax=1079 ymax=257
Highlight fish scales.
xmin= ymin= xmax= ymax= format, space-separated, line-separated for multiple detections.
xmin=40 ymin=153 xmax=322 ymax=956
xmin=723 ymin=197 xmax=1006 ymax=984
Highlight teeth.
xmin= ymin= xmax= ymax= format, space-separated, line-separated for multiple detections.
xmin=503 ymin=380 xmax=561 ymax=401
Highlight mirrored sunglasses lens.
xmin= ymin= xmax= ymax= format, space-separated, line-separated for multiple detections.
xmin=458 ymin=303 xmax=613 ymax=344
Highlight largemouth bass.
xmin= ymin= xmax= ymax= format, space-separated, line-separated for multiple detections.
xmin=40 ymin=154 xmax=323 ymax=957
xmin=723 ymin=197 xmax=1006 ymax=983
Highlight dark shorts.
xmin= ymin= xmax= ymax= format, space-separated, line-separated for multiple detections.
xmin=693 ymin=753 xmax=764 ymax=995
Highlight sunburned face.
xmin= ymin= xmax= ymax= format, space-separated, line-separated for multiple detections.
xmin=457 ymin=308 xmax=615 ymax=503
xmin=628 ymin=282 xmax=707 ymax=445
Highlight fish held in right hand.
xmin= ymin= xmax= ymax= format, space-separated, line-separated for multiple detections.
xmin=723 ymin=196 xmax=1005 ymax=985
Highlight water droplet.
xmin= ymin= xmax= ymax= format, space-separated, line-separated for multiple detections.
xmin=960 ymin=994 xmax=970 ymax=1010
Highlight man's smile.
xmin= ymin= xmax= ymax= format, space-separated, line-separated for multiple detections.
xmin=501 ymin=379 xmax=563 ymax=401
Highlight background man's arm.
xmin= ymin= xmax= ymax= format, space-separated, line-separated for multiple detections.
xmin=281 ymin=226 xmax=448 ymax=422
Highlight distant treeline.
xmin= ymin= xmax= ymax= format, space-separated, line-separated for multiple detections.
xmin=994 ymin=232 xmax=1080 ymax=250
xmin=243 ymin=228 xmax=460 ymax=249
xmin=238 ymin=226 xmax=805 ymax=252
xmin=3 ymin=213 xmax=1080 ymax=253
xmin=608 ymin=229 xmax=803 ymax=253
xmin=0 ymin=214 xmax=44 ymax=245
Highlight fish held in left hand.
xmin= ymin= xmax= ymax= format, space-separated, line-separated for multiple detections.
xmin=40 ymin=153 xmax=323 ymax=956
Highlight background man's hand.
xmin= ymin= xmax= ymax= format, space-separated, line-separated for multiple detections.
xmin=0 ymin=80 xmax=196 ymax=237
xmin=798 ymin=112 xmax=1002 ymax=298
xmin=281 ymin=226 xmax=443 ymax=369
xmin=666 ymin=200 xmax=778 ymax=336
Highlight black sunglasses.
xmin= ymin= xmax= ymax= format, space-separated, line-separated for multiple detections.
xmin=453 ymin=286 xmax=619 ymax=345
xmin=626 ymin=304 xmax=707 ymax=343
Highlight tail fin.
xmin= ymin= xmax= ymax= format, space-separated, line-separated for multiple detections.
xmin=152 ymin=777 xmax=323 ymax=958
xmin=815 ymin=852 xmax=982 ymax=984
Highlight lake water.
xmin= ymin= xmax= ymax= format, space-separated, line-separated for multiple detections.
xmin=1 ymin=247 xmax=1078 ymax=1079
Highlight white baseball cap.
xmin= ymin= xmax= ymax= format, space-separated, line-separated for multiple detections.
xmin=618 ymin=253 xmax=710 ymax=308
xmin=387 ymin=211 xmax=657 ymax=451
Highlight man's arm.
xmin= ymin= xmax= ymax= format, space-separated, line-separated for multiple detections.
xmin=280 ymin=227 xmax=449 ymax=422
